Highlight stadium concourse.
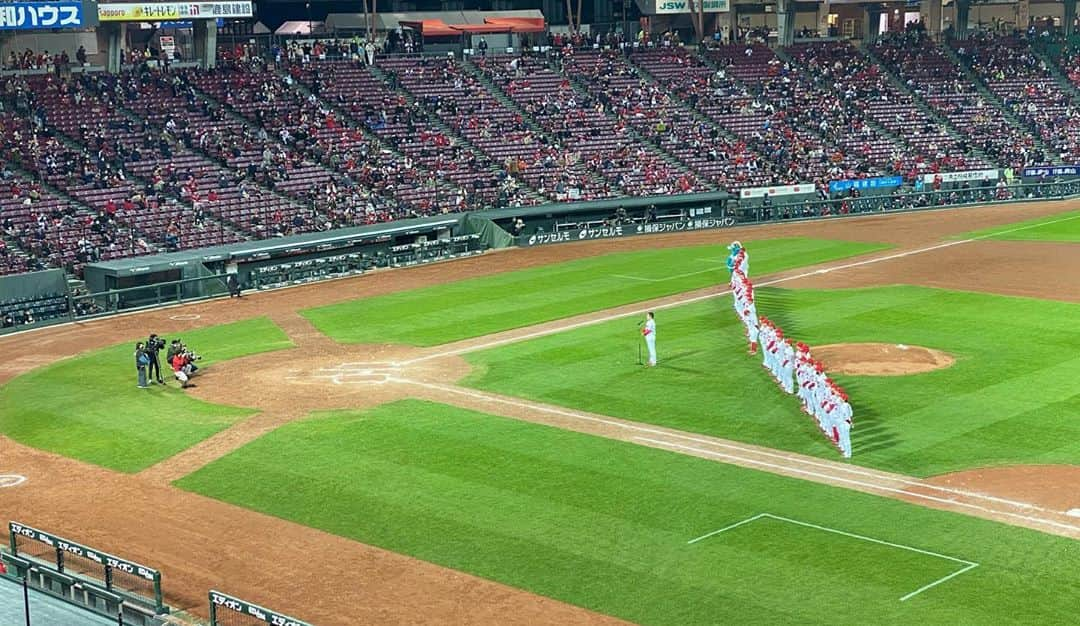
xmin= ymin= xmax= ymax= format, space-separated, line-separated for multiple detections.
xmin=1 ymin=201 xmax=1079 ymax=625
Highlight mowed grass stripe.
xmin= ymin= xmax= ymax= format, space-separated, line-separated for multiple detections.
xmin=300 ymin=238 xmax=888 ymax=346
xmin=958 ymin=208 xmax=1080 ymax=242
xmin=0 ymin=317 xmax=294 ymax=472
xmin=463 ymin=285 xmax=1080 ymax=475
xmin=175 ymin=400 xmax=1080 ymax=625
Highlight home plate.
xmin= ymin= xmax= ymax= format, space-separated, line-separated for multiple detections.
xmin=1067 ymin=508 xmax=1080 ymax=518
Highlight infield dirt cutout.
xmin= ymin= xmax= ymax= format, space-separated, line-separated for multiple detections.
xmin=813 ymin=343 xmax=955 ymax=376
xmin=186 ymin=342 xmax=472 ymax=414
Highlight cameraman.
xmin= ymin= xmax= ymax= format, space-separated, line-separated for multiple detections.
xmin=166 ymin=339 xmax=181 ymax=367
xmin=145 ymin=333 xmax=165 ymax=384
xmin=180 ymin=343 xmax=201 ymax=375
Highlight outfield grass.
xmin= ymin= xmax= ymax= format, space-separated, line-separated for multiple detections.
xmin=0 ymin=317 xmax=293 ymax=472
xmin=960 ymin=209 xmax=1080 ymax=242
xmin=176 ymin=400 xmax=1079 ymax=625
xmin=300 ymin=238 xmax=888 ymax=346
xmin=463 ymin=285 xmax=1080 ymax=476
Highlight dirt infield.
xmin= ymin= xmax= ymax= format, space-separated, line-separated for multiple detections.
xmin=924 ymin=465 xmax=1080 ymax=512
xmin=2 ymin=200 xmax=1080 ymax=624
xmin=813 ymin=343 xmax=955 ymax=376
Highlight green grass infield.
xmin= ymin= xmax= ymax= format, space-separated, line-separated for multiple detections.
xmin=463 ymin=285 xmax=1080 ymax=476
xmin=0 ymin=317 xmax=293 ymax=472
xmin=959 ymin=209 xmax=1080 ymax=242
xmin=300 ymin=238 xmax=888 ymax=346
xmin=176 ymin=400 xmax=1079 ymax=625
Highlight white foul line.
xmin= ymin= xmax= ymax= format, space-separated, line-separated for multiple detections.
xmin=635 ymin=437 xmax=1080 ymax=533
xmin=402 ymin=209 xmax=1080 ymax=367
xmin=687 ymin=513 xmax=978 ymax=601
xmin=900 ymin=562 xmax=981 ymax=602
xmin=611 ymin=266 xmax=725 ymax=282
xmin=687 ymin=513 xmax=767 ymax=544
xmin=393 ymin=378 xmax=1080 ymax=533
xmin=637 ymin=432 xmax=1052 ymax=513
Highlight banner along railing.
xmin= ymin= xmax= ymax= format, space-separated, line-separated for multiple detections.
xmin=8 ymin=521 xmax=166 ymax=615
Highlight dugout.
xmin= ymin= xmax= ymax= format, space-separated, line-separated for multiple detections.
xmin=81 ymin=214 xmax=489 ymax=315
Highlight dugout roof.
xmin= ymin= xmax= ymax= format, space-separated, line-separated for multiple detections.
xmin=87 ymin=215 xmax=463 ymax=276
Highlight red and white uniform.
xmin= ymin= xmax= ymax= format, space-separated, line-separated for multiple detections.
xmin=642 ymin=317 xmax=656 ymax=366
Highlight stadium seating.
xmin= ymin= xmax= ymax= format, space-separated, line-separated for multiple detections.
xmin=293 ymin=57 xmax=503 ymax=213
xmin=1058 ymin=44 xmax=1080 ymax=90
xmin=955 ymin=35 xmax=1079 ymax=163
xmin=553 ymin=49 xmax=708 ymax=195
xmin=623 ymin=47 xmax=779 ymax=190
xmin=709 ymin=44 xmax=904 ymax=185
xmin=186 ymin=60 xmax=422 ymax=226
xmin=473 ymin=53 xmax=622 ymax=200
xmin=372 ymin=56 xmax=541 ymax=207
xmin=871 ymin=33 xmax=1043 ymax=169
xmin=3 ymin=73 xmax=246 ymax=255
xmin=2 ymin=38 xmax=1077 ymax=280
xmin=0 ymin=110 xmax=150 ymax=275
xmin=786 ymin=41 xmax=987 ymax=179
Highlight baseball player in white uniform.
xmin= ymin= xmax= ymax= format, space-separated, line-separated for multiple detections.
xmin=641 ymin=311 xmax=657 ymax=366
xmin=836 ymin=396 xmax=853 ymax=458
xmin=768 ymin=328 xmax=785 ymax=382
xmin=779 ymin=339 xmax=795 ymax=394
xmin=760 ymin=319 xmax=775 ymax=374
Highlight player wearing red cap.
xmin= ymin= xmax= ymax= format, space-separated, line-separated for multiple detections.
xmin=744 ymin=304 xmax=759 ymax=355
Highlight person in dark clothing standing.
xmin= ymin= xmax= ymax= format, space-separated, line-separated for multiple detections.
xmin=226 ymin=273 xmax=241 ymax=298
xmin=166 ymin=339 xmax=181 ymax=369
xmin=135 ymin=342 xmax=149 ymax=388
xmin=146 ymin=333 xmax=165 ymax=384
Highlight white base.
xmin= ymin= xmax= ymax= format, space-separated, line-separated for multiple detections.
xmin=1066 ymin=508 xmax=1080 ymax=518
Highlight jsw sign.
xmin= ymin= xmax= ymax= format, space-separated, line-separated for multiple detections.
xmin=652 ymin=0 xmax=730 ymax=15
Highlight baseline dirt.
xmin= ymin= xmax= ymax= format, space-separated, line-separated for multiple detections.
xmin=813 ymin=343 xmax=955 ymax=376
xmin=923 ymin=465 xmax=1080 ymax=512
xmin=2 ymin=200 xmax=1079 ymax=624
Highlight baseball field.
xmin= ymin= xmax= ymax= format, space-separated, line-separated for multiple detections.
xmin=1 ymin=200 xmax=1078 ymax=625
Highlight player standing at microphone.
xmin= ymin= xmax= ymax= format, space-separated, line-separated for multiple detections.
xmin=641 ymin=312 xmax=657 ymax=367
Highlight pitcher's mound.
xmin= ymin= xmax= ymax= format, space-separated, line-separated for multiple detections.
xmin=814 ymin=343 xmax=954 ymax=376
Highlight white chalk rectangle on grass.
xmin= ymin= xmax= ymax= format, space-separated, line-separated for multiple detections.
xmin=687 ymin=513 xmax=978 ymax=602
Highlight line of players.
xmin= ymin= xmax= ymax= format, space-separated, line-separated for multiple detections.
xmin=727 ymin=242 xmax=853 ymax=458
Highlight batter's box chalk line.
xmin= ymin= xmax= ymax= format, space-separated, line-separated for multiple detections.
xmin=0 ymin=474 xmax=27 ymax=488
xmin=687 ymin=513 xmax=979 ymax=602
